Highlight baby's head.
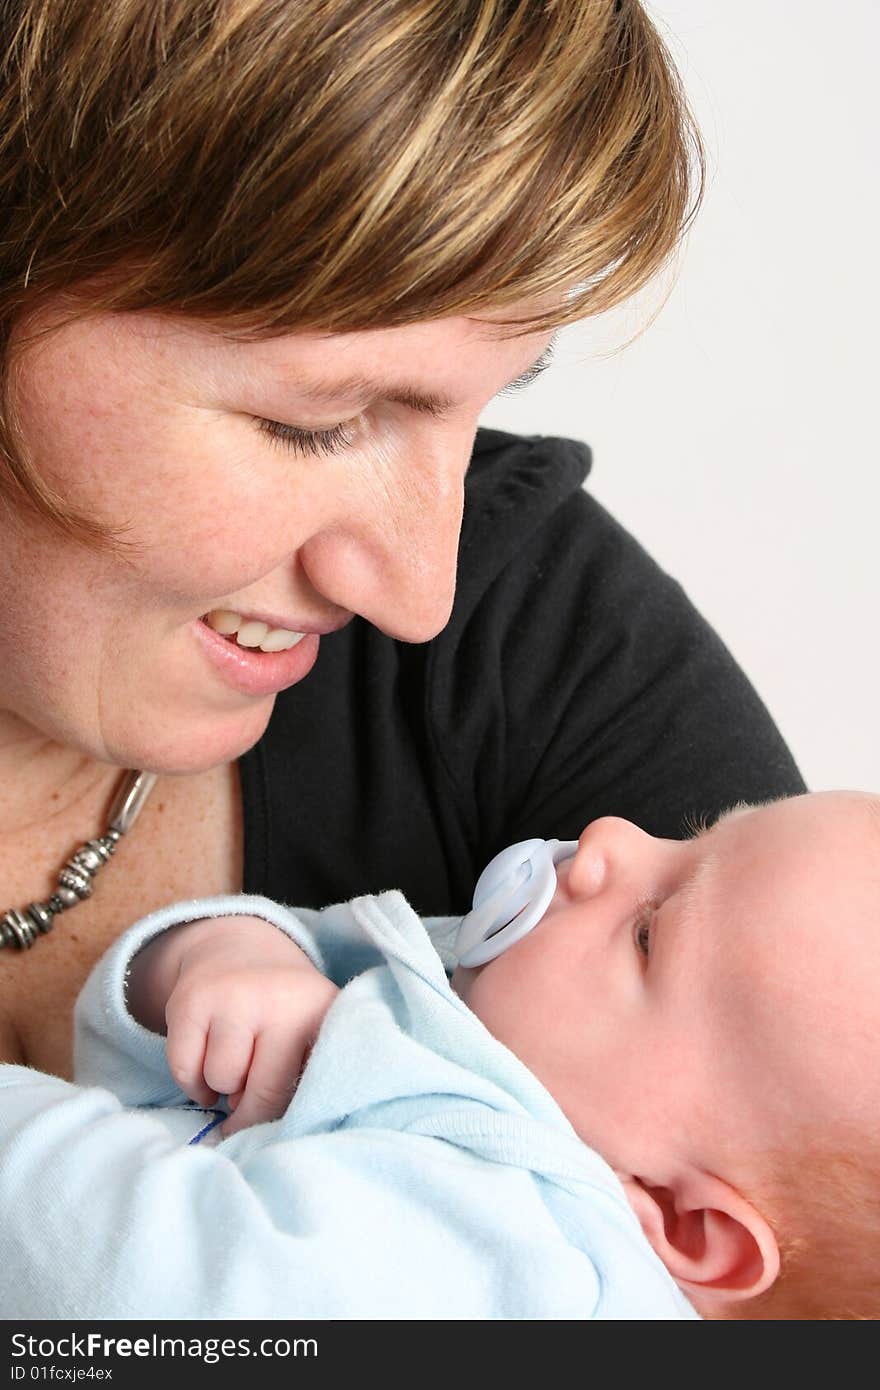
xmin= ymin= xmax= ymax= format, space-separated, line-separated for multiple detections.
xmin=451 ymin=790 xmax=880 ymax=1320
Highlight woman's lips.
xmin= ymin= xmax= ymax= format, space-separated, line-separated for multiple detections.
xmin=192 ymin=616 xmax=322 ymax=697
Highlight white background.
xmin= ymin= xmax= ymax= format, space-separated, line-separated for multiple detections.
xmin=481 ymin=0 xmax=879 ymax=792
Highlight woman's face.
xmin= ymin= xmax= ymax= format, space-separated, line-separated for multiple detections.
xmin=0 ymin=305 xmax=555 ymax=772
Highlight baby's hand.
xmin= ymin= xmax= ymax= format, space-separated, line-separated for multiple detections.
xmin=158 ymin=915 xmax=338 ymax=1137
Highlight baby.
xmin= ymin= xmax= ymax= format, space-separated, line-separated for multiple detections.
xmin=116 ymin=788 xmax=880 ymax=1321
xmin=6 ymin=790 xmax=874 ymax=1320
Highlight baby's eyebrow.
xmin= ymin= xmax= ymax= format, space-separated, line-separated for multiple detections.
xmin=689 ymin=801 xmax=753 ymax=840
xmin=674 ymin=804 xmax=755 ymax=942
xmin=673 ymin=847 xmax=718 ymax=952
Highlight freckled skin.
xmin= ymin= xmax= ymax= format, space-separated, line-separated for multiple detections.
xmin=0 ymin=305 xmax=555 ymax=787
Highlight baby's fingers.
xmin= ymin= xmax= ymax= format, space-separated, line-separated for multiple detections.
xmin=220 ymin=1026 xmax=308 ymax=1137
xmin=164 ymin=1008 xmax=218 ymax=1108
xmin=199 ymin=1016 xmax=258 ymax=1102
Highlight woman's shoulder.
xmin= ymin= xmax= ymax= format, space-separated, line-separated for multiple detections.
xmin=455 ymin=426 xmax=594 ymax=603
xmin=465 ymin=426 xmax=592 ymax=529
xmin=470 ymin=424 xmax=592 ymax=472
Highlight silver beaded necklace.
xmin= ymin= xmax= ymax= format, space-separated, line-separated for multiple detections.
xmin=0 ymin=769 xmax=158 ymax=951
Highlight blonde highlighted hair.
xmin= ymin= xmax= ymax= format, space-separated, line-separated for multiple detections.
xmin=0 ymin=0 xmax=704 ymax=544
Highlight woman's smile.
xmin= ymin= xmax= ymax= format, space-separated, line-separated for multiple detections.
xmin=192 ymin=618 xmax=322 ymax=698
xmin=192 ymin=609 xmax=354 ymax=698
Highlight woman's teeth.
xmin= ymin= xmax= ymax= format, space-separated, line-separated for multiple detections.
xmin=202 ymin=609 xmax=306 ymax=653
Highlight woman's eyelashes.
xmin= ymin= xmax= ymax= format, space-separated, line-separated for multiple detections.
xmin=256 ymin=417 xmax=356 ymax=456
xmin=498 ymin=341 xmax=557 ymax=395
xmin=253 ymin=349 xmax=556 ymax=456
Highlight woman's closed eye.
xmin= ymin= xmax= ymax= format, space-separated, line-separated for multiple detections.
xmin=255 ymin=417 xmax=356 ymax=456
xmin=253 ymin=346 xmax=556 ymax=458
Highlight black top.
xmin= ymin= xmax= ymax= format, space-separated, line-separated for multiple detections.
xmin=239 ymin=426 xmax=805 ymax=917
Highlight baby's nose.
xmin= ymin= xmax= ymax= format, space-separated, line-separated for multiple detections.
xmin=569 ymin=816 xmax=656 ymax=898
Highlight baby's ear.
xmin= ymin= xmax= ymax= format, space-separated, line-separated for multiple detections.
xmin=619 ymin=1171 xmax=780 ymax=1306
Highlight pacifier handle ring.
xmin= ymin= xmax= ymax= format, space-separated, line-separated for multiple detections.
xmin=453 ymin=872 xmax=526 ymax=958
xmin=455 ymin=837 xmax=578 ymax=968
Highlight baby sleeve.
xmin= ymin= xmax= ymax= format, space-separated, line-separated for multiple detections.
xmin=72 ymin=891 xmax=392 ymax=1103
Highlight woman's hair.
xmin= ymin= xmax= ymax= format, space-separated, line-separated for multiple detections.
xmin=0 ymin=0 xmax=704 ymax=545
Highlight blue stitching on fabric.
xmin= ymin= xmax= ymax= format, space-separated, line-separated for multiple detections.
xmin=185 ymin=1108 xmax=227 ymax=1145
xmin=138 ymin=1100 xmax=226 ymax=1144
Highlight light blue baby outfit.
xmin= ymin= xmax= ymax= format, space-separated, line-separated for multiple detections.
xmin=0 ymin=890 xmax=698 ymax=1320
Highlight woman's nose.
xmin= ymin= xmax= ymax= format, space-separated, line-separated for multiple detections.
xmin=566 ymin=816 xmax=661 ymax=900
xmin=299 ymin=435 xmax=469 ymax=642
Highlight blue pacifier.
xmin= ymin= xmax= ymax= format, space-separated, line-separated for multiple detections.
xmin=454 ymin=838 xmax=579 ymax=967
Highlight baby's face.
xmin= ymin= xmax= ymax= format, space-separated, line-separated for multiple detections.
xmin=452 ymin=792 xmax=880 ymax=1187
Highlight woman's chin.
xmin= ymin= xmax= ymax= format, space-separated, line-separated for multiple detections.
xmin=108 ymin=699 xmax=277 ymax=776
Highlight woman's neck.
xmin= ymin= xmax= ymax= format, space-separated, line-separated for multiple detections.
xmin=0 ymin=713 xmax=124 ymax=839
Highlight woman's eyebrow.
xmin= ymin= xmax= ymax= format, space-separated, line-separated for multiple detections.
xmin=280 ymin=333 xmax=559 ymax=420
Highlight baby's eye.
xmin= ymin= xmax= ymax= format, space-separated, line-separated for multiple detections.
xmin=632 ymin=902 xmax=656 ymax=959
